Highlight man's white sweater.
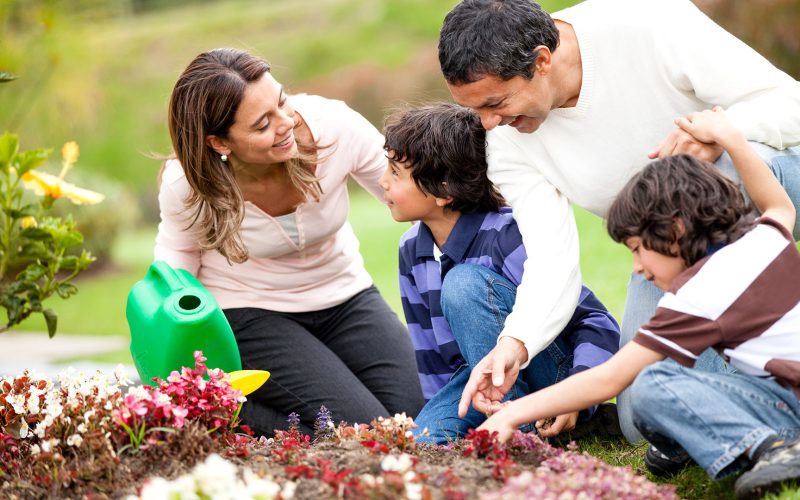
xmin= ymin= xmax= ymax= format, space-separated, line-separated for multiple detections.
xmin=490 ymin=0 xmax=800 ymax=364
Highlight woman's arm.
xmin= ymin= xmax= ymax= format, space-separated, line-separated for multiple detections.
xmin=154 ymin=160 xmax=202 ymax=275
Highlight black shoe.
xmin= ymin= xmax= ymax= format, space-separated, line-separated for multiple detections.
xmin=644 ymin=445 xmax=693 ymax=477
xmin=735 ymin=437 xmax=800 ymax=500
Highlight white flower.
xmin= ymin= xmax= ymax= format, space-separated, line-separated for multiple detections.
xmin=115 ymin=365 xmax=133 ymax=385
xmin=18 ymin=420 xmax=29 ymax=439
xmin=242 ymin=468 xmax=282 ymax=499
xmin=405 ymin=480 xmax=423 ymax=500
xmin=192 ymin=454 xmax=239 ymax=494
xmin=381 ymin=453 xmax=414 ymax=473
xmin=281 ymin=481 xmax=297 ymax=499
xmin=30 ymin=444 xmax=41 ymax=455
xmin=8 ymin=393 xmax=26 ymax=414
xmin=66 ymin=434 xmax=83 ymax=447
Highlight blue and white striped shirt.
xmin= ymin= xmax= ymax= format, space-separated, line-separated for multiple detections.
xmin=398 ymin=209 xmax=620 ymax=401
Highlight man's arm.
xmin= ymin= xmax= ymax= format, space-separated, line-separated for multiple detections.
xmin=458 ymin=130 xmax=582 ymax=414
xmin=650 ymin=0 xmax=800 ymax=158
xmin=476 ymin=341 xmax=665 ymax=443
xmin=676 ymin=107 xmax=796 ymax=233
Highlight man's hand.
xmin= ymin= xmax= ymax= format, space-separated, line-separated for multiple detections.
xmin=648 ymin=127 xmax=724 ymax=162
xmin=458 ymin=336 xmax=528 ymax=417
xmin=535 ymin=411 xmax=579 ymax=438
xmin=674 ymin=106 xmax=742 ymax=148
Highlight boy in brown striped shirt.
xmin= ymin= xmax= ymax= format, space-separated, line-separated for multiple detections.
xmin=464 ymin=107 xmax=800 ymax=499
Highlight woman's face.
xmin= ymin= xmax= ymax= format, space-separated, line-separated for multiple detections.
xmin=223 ymin=72 xmax=298 ymax=167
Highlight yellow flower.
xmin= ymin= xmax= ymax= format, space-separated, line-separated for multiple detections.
xmin=21 ymin=170 xmax=105 ymax=205
xmin=20 ymin=141 xmax=104 ymax=205
xmin=60 ymin=141 xmax=80 ymax=179
xmin=20 ymin=216 xmax=37 ymax=228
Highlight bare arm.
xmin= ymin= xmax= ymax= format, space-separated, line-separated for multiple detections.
xmin=476 ymin=342 xmax=665 ymax=442
xmin=676 ymin=107 xmax=796 ymax=233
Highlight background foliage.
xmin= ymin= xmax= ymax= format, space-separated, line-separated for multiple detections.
xmin=0 ymin=0 xmax=796 ymax=340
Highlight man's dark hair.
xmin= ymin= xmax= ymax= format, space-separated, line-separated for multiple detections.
xmin=607 ymin=155 xmax=755 ymax=267
xmin=439 ymin=0 xmax=559 ymax=85
xmin=383 ymin=103 xmax=505 ymax=213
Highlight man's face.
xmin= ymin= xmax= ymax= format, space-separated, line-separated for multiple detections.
xmin=447 ymin=73 xmax=553 ymax=133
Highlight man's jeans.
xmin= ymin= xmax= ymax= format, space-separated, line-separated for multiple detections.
xmin=618 ymin=143 xmax=800 ymax=444
xmin=631 ymin=361 xmax=800 ymax=479
xmin=413 ymin=264 xmax=572 ymax=444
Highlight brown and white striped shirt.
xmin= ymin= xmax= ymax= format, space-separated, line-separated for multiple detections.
xmin=633 ymin=218 xmax=800 ymax=399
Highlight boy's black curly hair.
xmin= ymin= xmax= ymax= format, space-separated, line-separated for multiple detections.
xmin=383 ymin=103 xmax=504 ymax=213
xmin=607 ymin=154 xmax=755 ymax=266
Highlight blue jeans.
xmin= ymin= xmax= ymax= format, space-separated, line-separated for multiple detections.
xmin=413 ymin=264 xmax=572 ymax=444
xmin=618 ymin=143 xmax=800 ymax=443
xmin=631 ymin=361 xmax=800 ymax=479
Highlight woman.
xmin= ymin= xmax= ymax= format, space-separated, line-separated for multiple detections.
xmin=156 ymin=48 xmax=424 ymax=436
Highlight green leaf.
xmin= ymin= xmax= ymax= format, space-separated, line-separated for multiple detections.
xmin=43 ymin=308 xmax=57 ymax=338
xmin=15 ymin=148 xmax=52 ymax=176
xmin=0 ymin=133 xmax=19 ymax=174
xmin=55 ymin=282 xmax=77 ymax=299
xmin=18 ymin=242 xmax=50 ymax=260
xmin=20 ymin=227 xmax=54 ymax=241
xmin=18 ymin=263 xmax=47 ymax=282
xmin=8 ymin=205 xmax=39 ymax=219
xmin=0 ymin=72 xmax=17 ymax=83
xmin=59 ymin=255 xmax=80 ymax=270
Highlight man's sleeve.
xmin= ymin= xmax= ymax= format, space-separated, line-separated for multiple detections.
xmin=657 ymin=0 xmax=800 ymax=149
xmin=487 ymin=130 xmax=582 ymax=367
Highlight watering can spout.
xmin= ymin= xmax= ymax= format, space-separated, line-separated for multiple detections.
xmin=228 ymin=370 xmax=270 ymax=396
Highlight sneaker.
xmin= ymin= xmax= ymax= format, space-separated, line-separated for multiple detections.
xmin=735 ymin=437 xmax=800 ymax=500
xmin=644 ymin=445 xmax=693 ymax=477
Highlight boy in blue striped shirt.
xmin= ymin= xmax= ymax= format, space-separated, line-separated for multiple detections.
xmin=379 ymin=103 xmax=620 ymax=444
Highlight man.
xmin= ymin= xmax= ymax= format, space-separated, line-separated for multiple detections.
xmin=439 ymin=0 xmax=800 ymax=445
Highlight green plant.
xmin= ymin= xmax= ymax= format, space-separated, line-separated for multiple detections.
xmin=0 ymin=133 xmax=102 ymax=336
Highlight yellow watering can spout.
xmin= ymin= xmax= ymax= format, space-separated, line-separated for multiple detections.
xmin=228 ymin=370 xmax=270 ymax=396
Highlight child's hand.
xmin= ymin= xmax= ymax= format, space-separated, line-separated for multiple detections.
xmin=477 ymin=407 xmax=518 ymax=443
xmin=674 ymin=106 xmax=743 ymax=147
xmin=535 ymin=411 xmax=578 ymax=437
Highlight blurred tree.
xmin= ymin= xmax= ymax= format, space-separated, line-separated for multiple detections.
xmin=694 ymin=0 xmax=799 ymax=78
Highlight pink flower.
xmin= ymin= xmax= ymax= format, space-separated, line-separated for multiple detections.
xmin=171 ymin=406 xmax=189 ymax=428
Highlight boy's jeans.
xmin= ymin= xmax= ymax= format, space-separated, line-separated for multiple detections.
xmin=413 ymin=264 xmax=572 ymax=444
xmin=631 ymin=361 xmax=800 ymax=479
xmin=618 ymin=143 xmax=800 ymax=444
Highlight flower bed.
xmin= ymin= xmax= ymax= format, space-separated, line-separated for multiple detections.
xmin=0 ymin=353 xmax=677 ymax=499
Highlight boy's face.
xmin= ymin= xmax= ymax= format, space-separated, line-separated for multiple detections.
xmin=625 ymin=237 xmax=688 ymax=291
xmin=378 ymin=155 xmax=443 ymax=223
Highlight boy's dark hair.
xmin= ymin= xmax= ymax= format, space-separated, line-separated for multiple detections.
xmin=439 ymin=0 xmax=559 ymax=85
xmin=383 ymin=103 xmax=504 ymax=213
xmin=607 ymin=155 xmax=755 ymax=267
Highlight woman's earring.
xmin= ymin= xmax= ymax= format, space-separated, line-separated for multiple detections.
xmin=220 ymin=154 xmax=228 ymax=163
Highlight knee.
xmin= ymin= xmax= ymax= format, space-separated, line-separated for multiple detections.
xmin=440 ymin=264 xmax=490 ymax=316
xmin=630 ymin=362 xmax=679 ymax=419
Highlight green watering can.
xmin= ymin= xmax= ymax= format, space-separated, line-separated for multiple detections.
xmin=126 ymin=261 xmax=269 ymax=395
